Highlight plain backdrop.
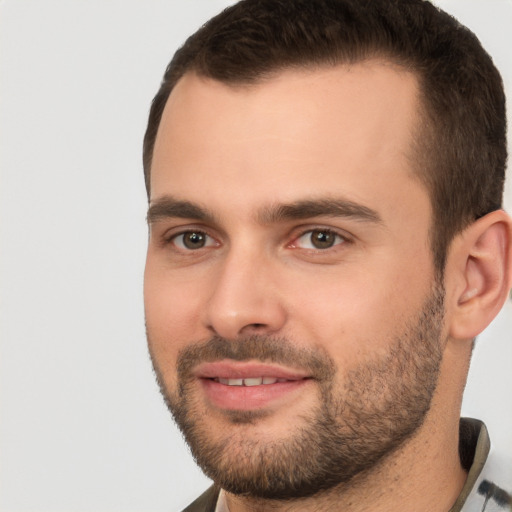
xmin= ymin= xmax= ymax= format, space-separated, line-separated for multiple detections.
xmin=1 ymin=1 xmax=511 ymax=511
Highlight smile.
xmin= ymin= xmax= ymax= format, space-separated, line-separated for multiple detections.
xmin=194 ymin=361 xmax=312 ymax=410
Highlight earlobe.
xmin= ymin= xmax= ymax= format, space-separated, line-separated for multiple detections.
xmin=448 ymin=210 xmax=512 ymax=340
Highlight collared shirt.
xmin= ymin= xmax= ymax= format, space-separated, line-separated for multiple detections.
xmin=450 ymin=419 xmax=511 ymax=511
xmin=214 ymin=492 xmax=229 ymax=512
xmin=205 ymin=419 xmax=511 ymax=512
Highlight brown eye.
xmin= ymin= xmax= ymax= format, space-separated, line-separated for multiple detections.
xmin=173 ymin=231 xmax=215 ymax=250
xmin=311 ymin=230 xmax=336 ymax=249
xmin=295 ymin=229 xmax=345 ymax=249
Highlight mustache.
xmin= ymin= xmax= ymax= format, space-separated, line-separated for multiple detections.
xmin=176 ymin=335 xmax=336 ymax=381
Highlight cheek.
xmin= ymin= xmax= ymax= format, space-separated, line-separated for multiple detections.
xmin=143 ymin=259 xmax=207 ymax=379
xmin=285 ymin=255 xmax=432 ymax=361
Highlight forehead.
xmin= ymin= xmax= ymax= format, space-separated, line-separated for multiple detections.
xmin=150 ymin=62 xmax=429 ymax=227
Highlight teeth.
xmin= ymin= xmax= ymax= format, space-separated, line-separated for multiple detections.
xmin=215 ymin=377 xmax=286 ymax=386
xmin=244 ymin=377 xmax=263 ymax=386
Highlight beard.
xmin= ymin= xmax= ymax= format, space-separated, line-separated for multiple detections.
xmin=148 ymin=283 xmax=445 ymax=500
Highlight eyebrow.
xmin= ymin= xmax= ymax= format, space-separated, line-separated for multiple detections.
xmin=147 ymin=195 xmax=382 ymax=226
xmin=258 ymin=198 xmax=382 ymax=225
xmin=147 ymin=197 xmax=215 ymax=224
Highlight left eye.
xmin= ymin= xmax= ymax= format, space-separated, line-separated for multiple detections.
xmin=172 ymin=231 xmax=217 ymax=250
xmin=294 ymin=229 xmax=345 ymax=250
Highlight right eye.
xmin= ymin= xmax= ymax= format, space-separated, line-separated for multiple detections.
xmin=171 ymin=231 xmax=217 ymax=250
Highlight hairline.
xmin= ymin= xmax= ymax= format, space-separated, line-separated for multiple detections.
xmin=145 ymin=54 xmax=429 ymax=189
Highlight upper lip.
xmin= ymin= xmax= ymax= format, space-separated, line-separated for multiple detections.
xmin=194 ymin=360 xmax=311 ymax=380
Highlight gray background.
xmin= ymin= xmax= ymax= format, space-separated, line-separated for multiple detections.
xmin=1 ymin=1 xmax=511 ymax=510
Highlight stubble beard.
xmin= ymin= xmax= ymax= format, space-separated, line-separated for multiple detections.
xmin=148 ymin=283 xmax=445 ymax=500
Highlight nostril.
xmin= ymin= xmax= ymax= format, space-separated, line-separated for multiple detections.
xmin=240 ymin=323 xmax=268 ymax=334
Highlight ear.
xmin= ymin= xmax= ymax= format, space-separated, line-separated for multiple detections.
xmin=447 ymin=209 xmax=512 ymax=340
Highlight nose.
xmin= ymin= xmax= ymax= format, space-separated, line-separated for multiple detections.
xmin=203 ymin=248 xmax=287 ymax=340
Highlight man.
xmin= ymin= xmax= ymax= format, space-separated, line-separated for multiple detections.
xmin=142 ymin=0 xmax=512 ymax=510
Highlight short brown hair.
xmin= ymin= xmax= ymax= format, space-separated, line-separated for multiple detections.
xmin=143 ymin=0 xmax=507 ymax=272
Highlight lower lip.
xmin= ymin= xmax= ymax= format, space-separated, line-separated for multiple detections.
xmin=200 ymin=378 xmax=310 ymax=410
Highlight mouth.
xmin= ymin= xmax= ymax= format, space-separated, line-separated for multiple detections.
xmin=194 ymin=361 xmax=312 ymax=411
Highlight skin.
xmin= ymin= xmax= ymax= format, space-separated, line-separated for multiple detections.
xmin=144 ymin=62 xmax=511 ymax=511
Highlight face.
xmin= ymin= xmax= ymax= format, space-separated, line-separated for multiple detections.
xmin=144 ymin=63 xmax=445 ymax=497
